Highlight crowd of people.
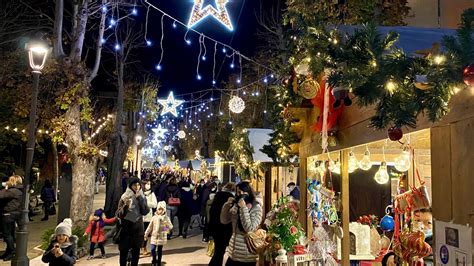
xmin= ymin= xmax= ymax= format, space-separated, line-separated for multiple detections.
xmin=0 ymin=169 xmax=269 ymax=266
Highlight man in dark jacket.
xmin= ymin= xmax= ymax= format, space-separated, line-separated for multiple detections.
xmin=208 ymin=182 xmax=236 ymax=266
xmin=40 ymin=180 xmax=56 ymax=221
xmin=0 ymin=176 xmax=23 ymax=261
xmin=201 ymin=182 xmax=217 ymax=242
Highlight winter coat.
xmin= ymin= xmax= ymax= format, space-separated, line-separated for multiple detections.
xmin=165 ymin=184 xmax=180 ymax=203
xmin=220 ymin=201 xmax=263 ymax=263
xmin=290 ymin=186 xmax=300 ymax=201
xmin=116 ymin=188 xmax=150 ymax=250
xmin=178 ymin=188 xmax=194 ymax=217
xmin=143 ymin=190 xmax=158 ymax=223
xmin=208 ymin=191 xmax=234 ymax=241
xmin=85 ymin=217 xmax=116 ymax=244
xmin=41 ymin=235 xmax=78 ymax=265
xmin=41 ymin=186 xmax=56 ymax=204
xmin=154 ymin=181 xmax=168 ymax=202
xmin=0 ymin=185 xmax=23 ymax=214
xmin=144 ymin=214 xmax=173 ymax=246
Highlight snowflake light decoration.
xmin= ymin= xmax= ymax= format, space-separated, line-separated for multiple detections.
xmin=188 ymin=0 xmax=234 ymax=31
xmin=177 ymin=130 xmax=186 ymax=139
xmin=152 ymin=124 xmax=168 ymax=139
xmin=228 ymin=95 xmax=245 ymax=113
xmin=158 ymin=92 xmax=184 ymax=117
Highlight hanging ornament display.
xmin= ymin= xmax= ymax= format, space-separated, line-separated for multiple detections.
xmin=187 ymin=0 xmax=234 ymax=31
xmin=374 ymin=161 xmax=390 ymax=184
xmin=157 ymin=92 xmax=184 ymax=117
xmin=332 ymin=86 xmax=352 ymax=108
xmin=380 ymin=207 xmax=395 ymax=232
xmin=394 ymin=146 xmax=411 ymax=172
xmin=348 ymin=150 xmax=358 ymax=173
xmin=387 ymin=126 xmax=403 ymax=141
xmin=177 ymin=130 xmax=186 ymax=139
xmin=414 ymin=75 xmax=432 ymax=90
xmin=228 ymin=95 xmax=245 ymax=114
xmin=299 ymin=78 xmax=319 ymax=99
xmin=463 ymin=64 xmax=474 ymax=86
xmin=359 ymin=147 xmax=372 ymax=171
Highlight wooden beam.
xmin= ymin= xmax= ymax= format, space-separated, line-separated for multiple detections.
xmin=341 ymin=150 xmax=350 ymax=266
xmin=298 ymin=157 xmax=309 ymax=234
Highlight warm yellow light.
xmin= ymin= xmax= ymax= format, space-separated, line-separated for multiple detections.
xmin=371 ymin=60 xmax=377 ymax=67
xmin=452 ymin=87 xmax=461 ymax=94
xmin=385 ymin=80 xmax=397 ymax=93
xmin=433 ymin=55 xmax=446 ymax=65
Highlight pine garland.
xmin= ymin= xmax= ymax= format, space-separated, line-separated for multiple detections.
xmin=227 ymin=128 xmax=262 ymax=180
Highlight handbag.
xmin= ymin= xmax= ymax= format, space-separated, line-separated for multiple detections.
xmin=168 ymin=196 xmax=181 ymax=206
xmin=112 ymin=219 xmax=122 ymax=244
xmin=244 ymin=229 xmax=269 ymax=255
xmin=206 ymin=239 xmax=215 ymax=257
xmin=48 ymin=205 xmax=56 ymax=215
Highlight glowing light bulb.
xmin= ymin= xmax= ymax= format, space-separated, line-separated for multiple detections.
xmin=155 ymin=64 xmax=162 ymax=71
xmin=348 ymin=151 xmax=359 ymax=173
xmin=263 ymin=77 xmax=268 ymax=83
xmin=131 ymin=8 xmax=138 ymax=15
xmin=100 ymin=38 xmax=106 ymax=44
xmin=328 ymin=159 xmax=341 ymax=174
xmin=236 ymin=79 xmax=241 ymax=84
xmin=114 ymin=44 xmax=120 ymax=51
xmin=359 ymin=149 xmax=372 ymax=171
xmin=197 ymin=74 xmax=202 ymax=80
xmin=185 ymin=39 xmax=191 ymax=45
xmin=230 ymin=63 xmax=235 ymax=69
xmin=374 ymin=162 xmax=390 ymax=184
xmin=212 ymin=80 xmax=216 ymax=85
xmin=172 ymin=21 xmax=177 ymax=28
xmin=201 ymin=56 xmax=206 ymax=61
xmin=433 ymin=55 xmax=445 ymax=65
xmin=110 ymin=18 xmax=116 ymax=26
xmin=394 ymin=147 xmax=411 ymax=172
xmin=386 ymin=80 xmax=397 ymax=93
xmin=222 ymin=47 xmax=227 ymax=53
xmin=101 ymin=6 xmax=107 ymax=12
xmin=146 ymin=40 xmax=152 ymax=46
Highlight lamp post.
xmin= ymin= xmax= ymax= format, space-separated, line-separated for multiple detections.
xmin=135 ymin=135 xmax=142 ymax=178
xmin=13 ymin=36 xmax=50 ymax=265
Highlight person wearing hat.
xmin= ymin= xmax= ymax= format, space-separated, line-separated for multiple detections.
xmin=84 ymin=208 xmax=117 ymax=259
xmin=42 ymin=218 xmax=78 ymax=265
xmin=116 ymin=177 xmax=150 ymax=266
xmin=144 ymin=201 xmax=172 ymax=266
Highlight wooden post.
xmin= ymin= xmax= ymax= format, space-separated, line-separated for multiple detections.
xmin=299 ymin=157 xmax=309 ymax=233
xmin=341 ymin=150 xmax=350 ymax=265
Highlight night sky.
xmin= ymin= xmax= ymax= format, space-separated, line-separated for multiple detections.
xmin=138 ymin=0 xmax=277 ymax=97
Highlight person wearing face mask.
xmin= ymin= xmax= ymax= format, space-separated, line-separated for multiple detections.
xmin=142 ymin=181 xmax=158 ymax=255
xmin=287 ymin=182 xmax=300 ymax=201
xmin=220 ymin=182 xmax=263 ymax=266
xmin=178 ymin=181 xmax=194 ymax=238
xmin=116 ymin=178 xmax=150 ymax=266
xmin=208 ymin=182 xmax=236 ymax=266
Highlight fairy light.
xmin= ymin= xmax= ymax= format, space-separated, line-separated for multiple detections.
xmin=157 ymin=14 xmax=165 ymax=68
xmin=433 ymin=55 xmax=446 ymax=65
xmin=385 ymin=80 xmax=397 ymax=93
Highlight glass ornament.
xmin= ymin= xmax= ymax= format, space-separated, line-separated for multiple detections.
xmin=374 ymin=161 xmax=390 ymax=184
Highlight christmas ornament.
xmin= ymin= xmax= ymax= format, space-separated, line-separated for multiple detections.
xmin=152 ymin=125 xmax=168 ymax=139
xmin=414 ymin=75 xmax=432 ymax=90
xmin=374 ymin=161 xmax=390 ymax=184
xmin=394 ymin=146 xmax=411 ymax=172
xmin=282 ymin=108 xmax=293 ymax=120
xmin=388 ymin=127 xmax=403 ymax=141
xmin=311 ymin=79 xmax=343 ymax=133
xmin=332 ymin=86 xmax=352 ymax=108
xmin=299 ymin=78 xmax=319 ymax=99
xmin=463 ymin=64 xmax=474 ymax=86
xmin=188 ymin=0 xmax=234 ymax=31
xmin=348 ymin=150 xmax=358 ymax=173
xmin=380 ymin=214 xmax=395 ymax=232
xmin=158 ymin=92 xmax=184 ymax=117
xmin=359 ymin=147 xmax=372 ymax=171
xmin=228 ymin=96 xmax=245 ymax=113
xmin=177 ymin=130 xmax=186 ymax=139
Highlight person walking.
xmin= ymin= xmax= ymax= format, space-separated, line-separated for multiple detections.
xmin=202 ymin=182 xmax=217 ymax=242
xmin=42 ymin=218 xmax=77 ymax=265
xmin=165 ymin=177 xmax=180 ymax=239
xmin=40 ymin=180 xmax=56 ymax=221
xmin=84 ymin=209 xmax=116 ymax=259
xmin=208 ymin=182 xmax=236 ymax=266
xmin=0 ymin=175 xmax=23 ymax=261
xmin=144 ymin=201 xmax=173 ymax=266
xmin=142 ymin=181 xmax=158 ymax=255
xmin=177 ymin=181 xmax=193 ymax=238
xmin=220 ymin=182 xmax=263 ymax=266
xmin=116 ymin=178 xmax=150 ymax=266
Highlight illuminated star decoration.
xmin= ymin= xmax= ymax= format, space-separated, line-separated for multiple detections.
xmin=188 ymin=0 xmax=234 ymax=31
xmin=152 ymin=124 xmax=168 ymax=139
xmin=158 ymin=92 xmax=184 ymax=117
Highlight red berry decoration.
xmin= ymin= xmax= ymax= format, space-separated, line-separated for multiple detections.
xmin=463 ymin=64 xmax=474 ymax=86
xmin=388 ymin=127 xmax=403 ymax=141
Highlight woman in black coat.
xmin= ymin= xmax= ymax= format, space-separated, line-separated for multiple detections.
xmin=178 ymin=182 xmax=194 ymax=238
xmin=116 ymin=178 xmax=150 ymax=266
xmin=165 ymin=178 xmax=180 ymax=238
xmin=208 ymin=182 xmax=236 ymax=266
xmin=41 ymin=180 xmax=56 ymax=221
xmin=0 ymin=175 xmax=23 ymax=261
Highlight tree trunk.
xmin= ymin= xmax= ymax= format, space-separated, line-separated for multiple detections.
xmin=53 ymin=0 xmax=64 ymax=57
xmin=70 ymin=1 xmax=88 ymax=63
xmin=64 ymin=103 xmax=97 ymax=228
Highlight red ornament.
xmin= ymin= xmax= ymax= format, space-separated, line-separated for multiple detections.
xmin=463 ymin=64 xmax=474 ymax=86
xmin=388 ymin=127 xmax=403 ymax=141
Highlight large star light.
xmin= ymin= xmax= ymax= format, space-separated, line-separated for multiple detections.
xmin=158 ymin=92 xmax=184 ymax=117
xmin=188 ymin=0 xmax=234 ymax=31
xmin=152 ymin=125 xmax=168 ymax=139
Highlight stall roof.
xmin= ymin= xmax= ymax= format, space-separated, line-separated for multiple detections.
xmin=164 ymin=159 xmax=215 ymax=170
xmin=247 ymin=128 xmax=273 ymax=163
xmin=338 ymin=26 xmax=456 ymax=54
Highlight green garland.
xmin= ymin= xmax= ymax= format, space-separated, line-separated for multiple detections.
xmin=285 ymin=6 xmax=474 ymax=129
xmin=227 ymin=128 xmax=262 ymax=180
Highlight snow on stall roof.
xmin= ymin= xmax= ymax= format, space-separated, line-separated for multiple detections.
xmin=338 ymin=26 xmax=456 ymax=54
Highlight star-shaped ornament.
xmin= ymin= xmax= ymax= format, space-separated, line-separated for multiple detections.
xmin=152 ymin=124 xmax=168 ymax=139
xmin=188 ymin=0 xmax=233 ymax=31
xmin=158 ymin=92 xmax=184 ymax=117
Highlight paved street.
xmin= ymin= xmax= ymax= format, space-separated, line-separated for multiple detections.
xmin=1 ymin=185 xmax=212 ymax=265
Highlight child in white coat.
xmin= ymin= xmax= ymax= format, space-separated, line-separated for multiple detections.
xmin=144 ymin=201 xmax=172 ymax=265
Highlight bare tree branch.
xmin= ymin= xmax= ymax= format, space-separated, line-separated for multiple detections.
xmin=53 ymin=0 xmax=65 ymax=58
xmin=88 ymin=0 xmax=107 ymax=82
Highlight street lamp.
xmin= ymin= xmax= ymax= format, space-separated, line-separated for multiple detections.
xmin=134 ymin=135 xmax=142 ymax=177
xmin=14 ymin=35 xmax=50 ymax=265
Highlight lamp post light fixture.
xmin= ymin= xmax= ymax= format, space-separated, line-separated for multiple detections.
xmin=134 ymin=135 xmax=143 ymax=177
xmin=14 ymin=35 xmax=50 ymax=265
